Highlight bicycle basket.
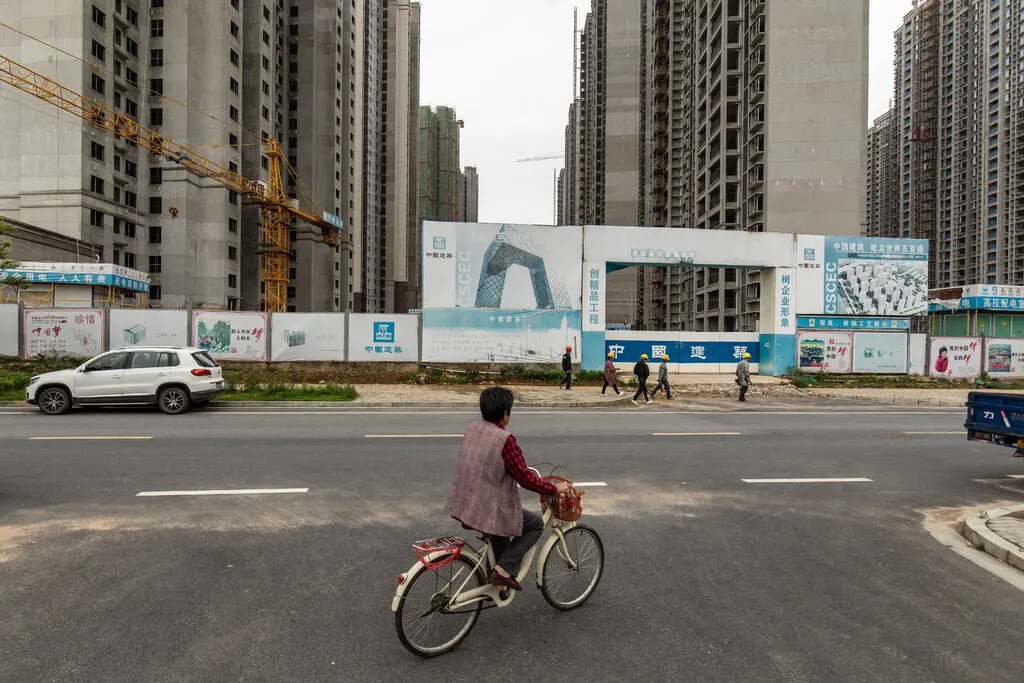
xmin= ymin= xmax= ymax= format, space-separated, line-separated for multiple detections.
xmin=411 ymin=537 xmax=466 ymax=570
xmin=539 ymin=475 xmax=585 ymax=522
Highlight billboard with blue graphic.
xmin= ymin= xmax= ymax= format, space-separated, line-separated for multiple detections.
xmin=348 ymin=314 xmax=418 ymax=362
xmin=421 ymin=308 xmax=581 ymax=363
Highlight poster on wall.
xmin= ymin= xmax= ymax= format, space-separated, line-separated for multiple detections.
xmin=421 ymin=222 xmax=583 ymax=309
xmin=928 ymin=337 xmax=982 ymax=379
xmin=796 ymin=236 xmax=928 ymax=316
xmin=852 ymin=332 xmax=909 ymax=374
xmin=347 ymin=314 xmax=419 ymax=362
xmin=109 ymin=309 xmax=188 ymax=348
xmin=797 ymin=330 xmax=852 ymax=373
xmin=22 ymin=309 xmax=103 ymax=358
xmin=192 ymin=311 xmax=267 ymax=361
xmin=270 ymin=313 xmax=346 ymax=362
xmin=421 ymin=308 xmax=581 ymax=363
xmin=0 ymin=304 xmax=17 ymax=355
xmin=985 ymin=338 xmax=1024 ymax=375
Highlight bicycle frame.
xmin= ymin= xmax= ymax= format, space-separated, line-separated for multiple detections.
xmin=391 ymin=506 xmax=580 ymax=613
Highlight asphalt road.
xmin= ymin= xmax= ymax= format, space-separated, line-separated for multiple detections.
xmin=2 ymin=399 xmax=1024 ymax=682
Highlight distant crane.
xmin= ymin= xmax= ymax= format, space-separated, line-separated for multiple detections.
xmin=516 ymin=153 xmax=564 ymax=163
xmin=516 ymin=153 xmax=565 ymax=224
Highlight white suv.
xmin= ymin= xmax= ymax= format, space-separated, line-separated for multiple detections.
xmin=25 ymin=347 xmax=225 ymax=415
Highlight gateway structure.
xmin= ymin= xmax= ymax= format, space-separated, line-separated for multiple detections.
xmin=421 ymin=222 xmax=928 ymax=375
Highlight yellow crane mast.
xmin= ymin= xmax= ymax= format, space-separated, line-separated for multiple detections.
xmin=0 ymin=52 xmax=343 ymax=312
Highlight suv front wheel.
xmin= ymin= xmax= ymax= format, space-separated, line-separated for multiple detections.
xmin=157 ymin=386 xmax=192 ymax=415
xmin=37 ymin=386 xmax=72 ymax=416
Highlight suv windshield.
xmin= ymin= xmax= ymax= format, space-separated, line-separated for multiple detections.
xmin=192 ymin=351 xmax=219 ymax=368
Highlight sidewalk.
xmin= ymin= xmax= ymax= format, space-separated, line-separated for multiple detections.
xmin=964 ymin=504 xmax=1024 ymax=573
xmin=805 ymin=387 xmax=1024 ymax=407
xmin=348 ymin=384 xmax=631 ymax=408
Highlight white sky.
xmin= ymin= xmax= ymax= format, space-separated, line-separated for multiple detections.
xmin=419 ymin=0 xmax=914 ymax=225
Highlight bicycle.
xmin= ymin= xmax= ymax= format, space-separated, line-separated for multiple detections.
xmin=391 ymin=479 xmax=605 ymax=658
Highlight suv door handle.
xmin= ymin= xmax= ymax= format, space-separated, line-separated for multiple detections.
xmin=156 ymin=373 xmax=168 ymax=377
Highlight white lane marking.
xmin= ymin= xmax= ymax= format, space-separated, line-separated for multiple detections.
xmin=902 ymin=431 xmax=966 ymax=435
xmin=29 ymin=436 xmax=153 ymax=441
xmin=137 ymin=488 xmax=309 ymax=497
xmin=741 ymin=478 xmax=873 ymax=484
xmin=0 ymin=409 xmax=959 ymax=417
xmin=1008 ymin=475 xmax=1024 ymax=480
xmin=572 ymin=482 xmax=607 ymax=487
xmin=364 ymin=434 xmax=463 ymax=439
xmin=652 ymin=432 xmax=742 ymax=436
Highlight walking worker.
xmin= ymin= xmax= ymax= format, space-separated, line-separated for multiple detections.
xmin=736 ymin=352 xmax=751 ymax=402
xmin=559 ymin=346 xmax=573 ymax=391
xmin=650 ymin=354 xmax=673 ymax=400
xmin=602 ymin=351 xmax=620 ymax=396
xmin=631 ymin=354 xmax=651 ymax=405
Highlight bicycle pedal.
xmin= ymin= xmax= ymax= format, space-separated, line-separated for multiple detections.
xmin=498 ymin=588 xmax=512 ymax=600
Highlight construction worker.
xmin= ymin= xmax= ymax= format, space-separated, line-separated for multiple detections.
xmin=631 ymin=354 xmax=651 ymax=405
xmin=602 ymin=351 xmax=620 ymax=395
xmin=559 ymin=346 xmax=573 ymax=391
xmin=650 ymin=354 xmax=673 ymax=400
xmin=736 ymin=352 xmax=751 ymax=402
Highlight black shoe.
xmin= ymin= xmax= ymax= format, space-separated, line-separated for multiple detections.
xmin=489 ymin=570 xmax=522 ymax=592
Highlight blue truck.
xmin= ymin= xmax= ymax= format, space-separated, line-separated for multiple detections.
xmin=965 ymin=392 xmax=1024 ymax=458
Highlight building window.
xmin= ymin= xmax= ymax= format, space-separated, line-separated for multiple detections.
xmin=125 ymin=252 xmax=136 ymax=269
xmin=262 ymin=106 xmax=269 ymax=121
xmin=151 ymin=78 xmax=164 ymax=95
xmin=113 ymin=218 xmax=121 ymax=234
xmin=91 ymin=41 xmax=105 ymax=62
xmin=124 ymin=222 xmax=136 ymax=238
xmin=230 ymin=50 xmax=240 ymax=67
xmin=125 ymin=191 xmax=137 ymax=209
xmin=263 ymin=30 xmax=270 ymax=46
xmin=126 ymin=68 xmax=138 ymax=85
xmin=287 ymin=286 xmax=296 ymax=299
xmin=150 ymin=108 xmax=163 ymax=126
xmin=261 ymin=156 xmax=269 ymax=171
xmin=89 ymin=209 xmax=104 ymax=228
xmin=263 ymin=56 xmax=270 ymax=71
xmin=90 ymin=142 xmax=105 ymax=161
xmin=229 ymin=133 xmax=239 ymax=147
xmin=113 ymin=249 xmax=121 ymax=265
xmin=91 ymin=74 xmax=105 ymax=95
xmin=90 ymin=175 xmax=104 ymax=195
xmin=229 ymin=161 xmax=238 ymax=174
xmin=262 ymin=81 xmax=270 ymax=95
xmin=149 ymin=197 xmax=162 ymax=215
xmin=125 ymin=160 xmax=137 ymax=178
xmin=125 ymin=6 xmax=138 ymax=26
xmin=149 ymin=225 xmax=162 ymax=244
xmin=150 ymin=285 xmax=161 ymax=300
xmin=231 ymin=0 xmax=239 ymax=9
xmin=228 ymin=274 xmax=238 ymax=289
xmin=150 ymin=49 xmax=163 ymax=67
xmin=229 ymin=218 xmax=238 ymax=233
xmin=125 ymin=99 xmax=138 ymax=118
xmin=126 ymin=37 xmax=138 ymax=57
xmin=263 ymin=6 xmax=270 ymax=20
xmin=228 ymin=190 xmax=238 ymax=205
xmin=92 ymin=6 xmax=105 ymax=27
xmin=149 ymin=255 xmax=162 ymax=273
xmin=228 ymin=246 xmax=238 ymax=261
xmin=230 ymin=106 xmax=239 ymax=122
xmin=230 ymin=22 xmax=240 ymax=38
xmin=150 ymin=167 xmax=162 ymax=185
xmin=230 ymin=78 xmax=239 ymax=95
xmin=113 ymin=187 xmax=121 ymax=203
xmin=151 ymin=19 xmax=163 ymax=38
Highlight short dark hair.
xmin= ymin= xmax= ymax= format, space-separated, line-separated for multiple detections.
xmin=939 ymin=346 xmax=948 ymax=354
xmin=480 ymin=386 xmax=514 ymax=423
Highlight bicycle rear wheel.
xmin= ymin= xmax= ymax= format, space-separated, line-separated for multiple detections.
xmin=539 ymin=525 xmax=604 ymax=611
xmin=395 ymin=554 xmax=486 ymax=657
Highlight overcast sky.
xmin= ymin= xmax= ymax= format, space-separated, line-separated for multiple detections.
xmin=419 ymin=0 xmax=914 ymax=225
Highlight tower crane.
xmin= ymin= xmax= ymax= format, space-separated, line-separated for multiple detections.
xmin=0 ymin=52 xmax=343 ymax=312
xmin=516 ymin=153 xmax=564 ymax=163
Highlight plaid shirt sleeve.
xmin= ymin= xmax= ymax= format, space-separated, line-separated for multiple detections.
xmin=501 ymin=434 xmax=558 ymax=495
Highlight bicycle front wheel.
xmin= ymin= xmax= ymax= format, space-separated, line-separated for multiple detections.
xmin=540 ymin=524 xmax=605 ymax=611
xmin=394 ymin=554 xmax=485 ymax=658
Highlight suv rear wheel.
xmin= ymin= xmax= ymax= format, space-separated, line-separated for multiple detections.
xmin=157 ymin=386 xmax=191 ymax=415
xmin=38 ymin=387 xmax=72 ymax=416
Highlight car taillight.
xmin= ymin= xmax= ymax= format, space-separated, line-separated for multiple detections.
xmin=191 ymin=368 xmax=212 ymax=377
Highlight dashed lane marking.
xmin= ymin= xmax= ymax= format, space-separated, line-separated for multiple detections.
xmin=364 ymin=434 xmax=463 ymax=439
xmin=137 ymin=488 xmax=309 ymax=497
xmin=652 ymin=432 xmax=742 ymax=437
xmin=29 ymin=436 xmax=153 ymax=441
xmin=741 ymin=478 xmax=873 ymax=484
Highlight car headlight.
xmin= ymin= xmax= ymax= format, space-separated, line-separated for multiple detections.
xmin=28 ymin=376 xmax=40 ymax=386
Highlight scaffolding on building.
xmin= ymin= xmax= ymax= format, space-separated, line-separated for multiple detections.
xmin=909 ymin=0 xmax=940 ymax=288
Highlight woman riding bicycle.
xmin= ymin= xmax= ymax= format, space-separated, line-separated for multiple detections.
xmin=444 ymin=387 xmax=571 ymax=592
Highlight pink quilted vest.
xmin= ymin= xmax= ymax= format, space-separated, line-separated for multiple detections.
xmin=444 ymin=421 xmax=523 ymax=538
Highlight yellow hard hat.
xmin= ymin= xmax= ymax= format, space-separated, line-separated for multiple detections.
xmin=640 ymin=354 xmax=648 ymax=360
xmin=607 ymin=351 xmax=615 ymax=358
xmin=661 ymin=354 xmax=669 ymax=361
xmin=743 ymin=352 xmax=751 ymax=359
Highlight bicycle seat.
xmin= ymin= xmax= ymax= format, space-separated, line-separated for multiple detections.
xmin=459 ymin=522 xmax=490 ymax=542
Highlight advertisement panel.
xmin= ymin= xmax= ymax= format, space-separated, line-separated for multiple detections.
xmin=348 ymin=314 xmax=419 ymax=362
xmin=985 ymin=338 xmax=1024 ymax=375
xmin=192 ymin=311 xmax=267 ymax=361
xmin=797 ymin=330 xmax=853 ymax=373
xmin=421 ymin=309 xmax=580 ymax=363
xmin=852 ymin=332 xmax=909 ymax=374
xmin=797 ymin=236 xmax=928 ymax=316
xmin=604 ymin=334 xmax=760 ymax=372
xmin=583 ymin=225 xmax=796 ymax=268
xmin=109 ymin=309 xmax=189 ymax=348
xmin=928 ymin=337 xmax=982 ymax=379
xmin=22 ymin=309 xmax=103 ymax=358
xmin=270 ymin=313 xmax=346 ymax=362
xmin=421 ymin=222 xmax=583 ymax=309
xmin=0 ymin=304 xmax=18 ymax=355
xmin=0 ymin=261 xmax=151 ymax=292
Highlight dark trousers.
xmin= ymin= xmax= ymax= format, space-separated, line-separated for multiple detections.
xmin=739 ymin=383 xmax=749 ymax=401
xmin=633 ymin=380 xmax=649 ymax=402
xmin=490 ymin=509 xmax=544 ymax=578
xmin=560 ymin=371 xmax=573 ymax=390
xmin=602 ymin=379 xmax=620 ymax=395
xmin=651 ymin=380 xmax=672 ymax=399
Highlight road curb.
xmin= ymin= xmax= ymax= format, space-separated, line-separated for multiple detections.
xmin=963 ymin=504 xmax=1024 ymax=573
xmin=0 ymin=396 xmax=632 ymax=410
xmin=804 ymin=391 xmax=968 ymax=408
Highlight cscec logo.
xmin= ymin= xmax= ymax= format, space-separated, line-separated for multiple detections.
xmin=374 ymin=322 xmax=395 ymax=343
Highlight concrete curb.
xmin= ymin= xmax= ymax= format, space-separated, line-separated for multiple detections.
xmin=0 ymin=395 xmax=633 ymax=410
xmin=804 ymin=391 xmax=968 ymax=408
xmin=963 ymin=504 xmax=1024 ymax=573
